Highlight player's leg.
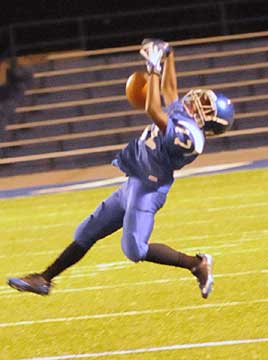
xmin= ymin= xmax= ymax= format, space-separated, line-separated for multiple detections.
xmin=121 ymin=207 xmax=153 ymax=262
xmin=121 ymin=177 xmax=196 ymax=264
xmin=41 ymin=188 xmax=125 ymax=280
xmin=121 ymin=177 xmax=213 ymax=298
xmin=7 ymin=187 xmax=125 ymax=295
xmin=122 ymin=197 xmax=207 ymax=274
xmin=120 ymin=177 xmax=166 ymax=261
xmin=145 ymin=244 xmax=213 ymax=299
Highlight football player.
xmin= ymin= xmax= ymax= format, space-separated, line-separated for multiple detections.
xmin=7 ymin=39 xmax=234 ymax=299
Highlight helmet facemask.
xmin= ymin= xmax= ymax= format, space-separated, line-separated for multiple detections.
xmin=182 ymin=89 xmax=217 ymax=128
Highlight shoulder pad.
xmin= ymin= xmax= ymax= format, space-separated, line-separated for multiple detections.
xmin=178 ymin=120 xmax=205 ymax=154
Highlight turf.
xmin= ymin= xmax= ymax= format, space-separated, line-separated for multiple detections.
xmin=1 ymin=168 xmax=268 ymax=360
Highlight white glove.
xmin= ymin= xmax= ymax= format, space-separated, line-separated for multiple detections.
xmin=140 ymin=42 xmax=163 ymax=75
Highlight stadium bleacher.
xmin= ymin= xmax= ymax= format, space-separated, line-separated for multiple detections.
xmin=0 ymin=29 xmax=268 ymax=176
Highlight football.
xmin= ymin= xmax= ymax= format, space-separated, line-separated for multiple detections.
xmin=125 ymin=72 xmax=148 ymax=109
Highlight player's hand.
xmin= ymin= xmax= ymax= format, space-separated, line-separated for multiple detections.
xmin=140 ymin=42 xmax=163 ymax=75
xmin=141 ymin=38 xmax=173 ymax=57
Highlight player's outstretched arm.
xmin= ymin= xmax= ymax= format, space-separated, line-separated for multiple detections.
xmin=140 ymin=41 xmax=168 ymax=133
xmin=140 ymin=40 xmax=168 ymax=133
xmin=161 ymin=49 xmax=178 ymax=106
xmin=145 ymin=72 xmax=168 ymax=133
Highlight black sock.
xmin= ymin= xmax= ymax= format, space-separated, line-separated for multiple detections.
xmin=145 ymin=243 xmax=200 ymax=270
xmin=41 ymin=242 xmax=88 ymax=281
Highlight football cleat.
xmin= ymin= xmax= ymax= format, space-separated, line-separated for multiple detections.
xmin=7 ymin=273 xmax=51 ymax=296
xmin=191 ymin=254 xmax=213 ymax=299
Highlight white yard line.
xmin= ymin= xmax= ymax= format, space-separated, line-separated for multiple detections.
xmin=214 ymin=247 xmax=268 ymax=256
xmin=1 ymin=228 xmax=268 ymax=252
xmin=0 ymin=236 xmax=259 ymax=261
xmin=2 ymin=199 xmax=268 ymax=225
xmin=208 ymin=201 xmax=268 ymax=211
xmin=2 ymin=222 xmax=75 ymax=232
xmin=1 ymin=298 xmax=268 ymax=329
xmin=27 ymin=162 xmax=250 ymax=197
xmin=170 ymin=190 xmax=268 ymax=201
xmin=1 ymin=269 xmax=267 ymax=298
xmin=20 ymin=337 xmax=268 ymax=359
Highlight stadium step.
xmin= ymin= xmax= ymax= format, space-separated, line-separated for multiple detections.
xmin=2 ymin=30 xmax=268 ymax=176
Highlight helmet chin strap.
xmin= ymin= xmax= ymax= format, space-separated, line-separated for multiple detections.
xmin=206 ymin=116 xmax=229 ymax=126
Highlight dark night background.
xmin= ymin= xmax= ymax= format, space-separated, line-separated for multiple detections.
xmin=0 ymin=0 xmax=266 ymax=26
xmin=0 ymin=0 xmax=202 ymax=24
xmin=0 ymin=0 xmax=267 ymax=55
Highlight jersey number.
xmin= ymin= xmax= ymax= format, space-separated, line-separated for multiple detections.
xmin=140 ymin=125 xmax=159 ymax=150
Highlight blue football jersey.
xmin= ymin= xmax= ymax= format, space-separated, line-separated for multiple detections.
xmin=113 ymin=98 xmax=205 ymax=190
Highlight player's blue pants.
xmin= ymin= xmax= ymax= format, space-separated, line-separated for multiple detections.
xmin=74 ymin=177 xmax=168 ymax=262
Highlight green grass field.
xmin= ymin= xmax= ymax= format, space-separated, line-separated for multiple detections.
xmin=1 ymin=168 xmax=268 ymax=360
